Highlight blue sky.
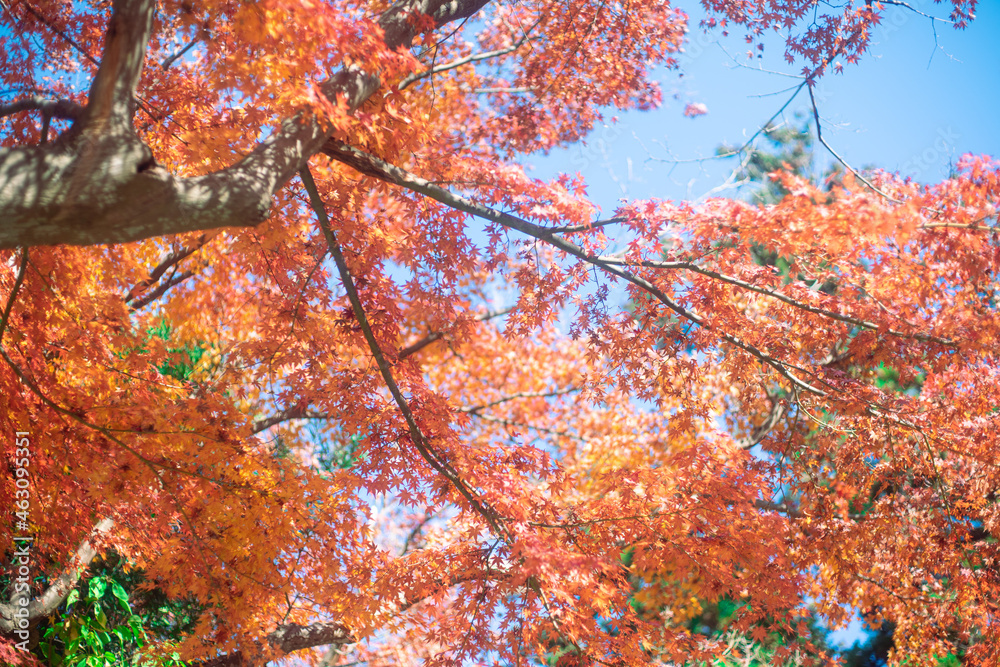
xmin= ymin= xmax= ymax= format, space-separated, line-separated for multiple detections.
xmin=530 ymin=0 xmax=1000 ymax=214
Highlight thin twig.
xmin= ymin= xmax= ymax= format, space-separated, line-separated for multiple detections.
xmin=398 ymin=30 xmax=534 ymax=91
xmin=807 ymin=84 xmax=898 ymax=201
xmin=459 ymin=387 xmax=577 ymax=414
xmin=0 ymin=249 xmax=29 ymax=345
xmin=398 ymin=306 xmax=512 ymax=360
xmin=125 ymin=238 xmax=207 ymax=305
xmin=597 ymin=256 xmax=954 ymax=346
xmin=129 ymin=271 xmax=195 ymax=310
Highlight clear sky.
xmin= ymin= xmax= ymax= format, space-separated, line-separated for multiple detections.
xmin=530 ymin=0 xmax=1000 ymax=215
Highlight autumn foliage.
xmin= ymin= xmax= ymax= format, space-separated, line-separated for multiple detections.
xmin=1 ymin=0 xmax=998 ymax=665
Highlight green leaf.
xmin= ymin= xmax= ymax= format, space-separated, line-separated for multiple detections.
xmin=112 ymin=580 xmax=132 ymax=612
xmin=94 ymin=604 xmax=108 ymax=629
xmin=89 ymin=577 xmax=107 ymax=601
xmin=66 ymin=588 xmax=81 ymax=607
xmin=111 ymin=579 xmax=129 ymax=602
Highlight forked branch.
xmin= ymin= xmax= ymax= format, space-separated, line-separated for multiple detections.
xmin=321 ymin=139 xmax=828 ymax=396
xmin=299 ymin=165 xmax=508 ymax=538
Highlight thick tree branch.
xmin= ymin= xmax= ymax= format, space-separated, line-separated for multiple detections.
xmin=0 ymin=97 xmax=84 ymax=122
xmin=0 ymin=518 xmax=114 ymax=632
xmin=192 ymin=622 xmax=356 ymax=667
xmin=82 ymin=0 xmax=155 ymax=126
xmin=0 ymin=0 xmax=493 ymax=249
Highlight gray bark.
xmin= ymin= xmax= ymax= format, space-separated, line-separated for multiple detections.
xmin=0 ymin=0 xmax=491 ymax=248
xmin=0 ymin=517 xmax=114 ymax=632
xmin=192 ymin=622 xmax=356 ymax=667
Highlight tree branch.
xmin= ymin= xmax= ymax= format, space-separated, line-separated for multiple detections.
xmin=398 ymin=19 xmax=539 ymax=91
xmin=320 ymin=139 xmax=829 ymax=396
xmin=123 ymin=238 xmax=210 ymax=311
xmin=81 ymin=0 xmax=156 ymax=127
xmin=191 ymin=622 xmax=356 ymax=667
xmin=596 ymin=256 xmax=955 ymax=346
xmin=459 ymin=387 xmax=577 ymax=414
xmin=0 ymin=96 xmax=84 ymax=122
xmin=0 ymin=0 xmax=493 ymax=249
xmin=300 ymin=164 xmax=509 ymax=538
xmin=250 ymin=405 xmax=330 ymax=434
xmin=128 ymin=270 xmax=195 ymax=310
xmin=0 ymin=518 xmax=114 ymax=632
xmin=252 ymin=306 xmax=512 ymax=434
xmin=397 ymin=306 xmax=511 ymax=359
xmin=735 ymin=394 xmax=787 ymax=450
xmin=0 ymin=248 xmax=29 ymax=345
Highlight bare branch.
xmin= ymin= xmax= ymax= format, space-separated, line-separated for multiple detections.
xmin=807 ymin=83 xmax=898 ymax=202
xmin=875 ymin=0 xmax=955 ymax=24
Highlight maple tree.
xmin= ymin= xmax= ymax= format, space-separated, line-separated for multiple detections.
xmin=1 ymin=0 xmax=998 ymax=664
